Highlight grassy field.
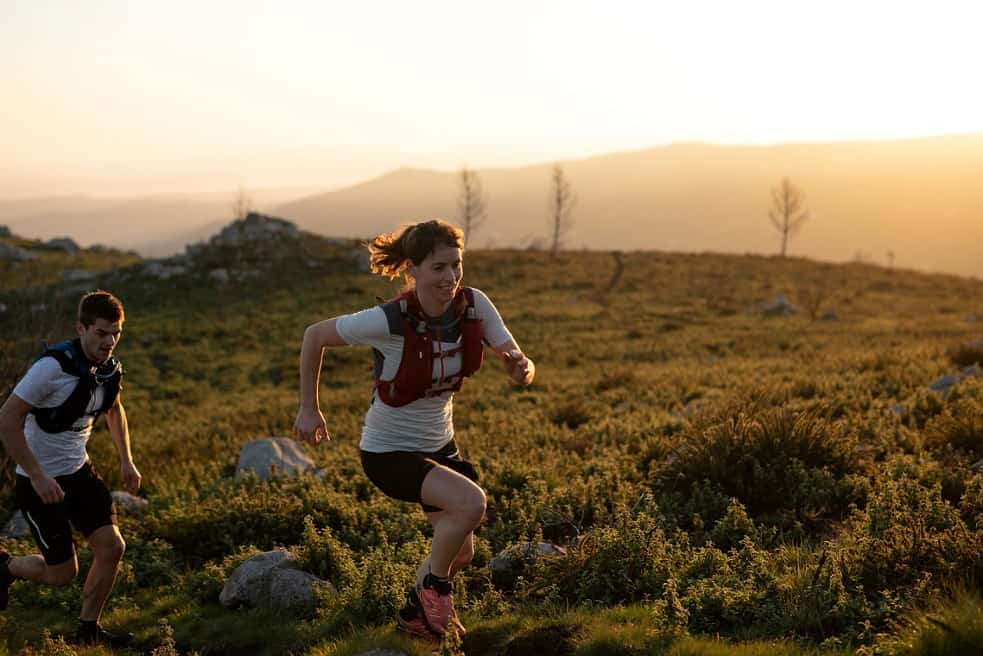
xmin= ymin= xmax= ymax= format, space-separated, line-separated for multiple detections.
xmin=1 ymin=226 xmax=981 ymax=655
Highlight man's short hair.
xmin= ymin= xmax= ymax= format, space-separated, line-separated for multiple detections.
xmin=78 ymin=290 xmax=125 ymax=327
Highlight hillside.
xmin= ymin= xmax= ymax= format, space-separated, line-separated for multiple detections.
xmin=276 ymin=133 xmax=983 ymax=278
xmin=1 ymin=219 xmax=982 ymax=655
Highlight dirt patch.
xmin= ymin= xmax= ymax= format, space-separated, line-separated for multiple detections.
xmin=503 ymin=623 xmax=580 ymax=656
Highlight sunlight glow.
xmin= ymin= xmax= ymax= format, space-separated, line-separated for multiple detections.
xmin=3 ymin=0 xmax=983 ymax=195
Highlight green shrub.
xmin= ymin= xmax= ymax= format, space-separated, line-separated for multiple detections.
xmin=946 ymin=341 xmax=983 ymax=368
xmin=834 ymin=471 xmax=981 ymax=595
xmin=923 ymin=396 xmax=983 ymax=458
xmin=295 ymin=518 xmax=359 ymax=591
xmin=958 ymin=474 xmax=983 ymax=531
xmin=653 ymin=397 xmax=866 ymax=532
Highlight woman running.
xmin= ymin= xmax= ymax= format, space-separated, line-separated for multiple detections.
xmin=294 ymin=219 xmax=535 ymax=639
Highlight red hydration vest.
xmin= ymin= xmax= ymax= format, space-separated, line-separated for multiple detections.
xmin=375 ymin=287 xmax=484 ymax=407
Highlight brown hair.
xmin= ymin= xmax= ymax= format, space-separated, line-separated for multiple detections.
xmin=367 ymin=219 xmax=464 ymax=280
xmin=78 ymin=290 xmax=125 ymax=327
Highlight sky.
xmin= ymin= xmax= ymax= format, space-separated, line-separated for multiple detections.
xmin=3 ymin=0 xmax=983 ymax=198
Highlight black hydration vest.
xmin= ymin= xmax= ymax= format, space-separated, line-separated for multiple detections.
xmin=29 ymin=339 xmax=123 ymax=434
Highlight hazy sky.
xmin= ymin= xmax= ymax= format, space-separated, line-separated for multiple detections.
xmin=3 ymin=0 xmax=983 ymax=197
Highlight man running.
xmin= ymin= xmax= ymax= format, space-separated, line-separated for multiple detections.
xmin=0 ymin=290 xmax=139 ymax=647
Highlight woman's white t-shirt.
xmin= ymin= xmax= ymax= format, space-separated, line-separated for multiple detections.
xmin=335 ymin=287 xmax=513 ymax=453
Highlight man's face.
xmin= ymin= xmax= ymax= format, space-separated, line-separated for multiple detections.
xmin=77 ymin=318 xmax=123 ymax=365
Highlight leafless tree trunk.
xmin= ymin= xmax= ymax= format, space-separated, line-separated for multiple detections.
xmin=457 ymin=167 xmax=487 ymax=249
xmin=768 ymin=178 xmax=809 ymax=257
xmin=232 ymin=185 xmax=254 ymax=221
xmin=549 ymin=164 xmax=576 ymax=258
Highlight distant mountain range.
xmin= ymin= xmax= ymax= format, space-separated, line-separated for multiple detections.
xmin=4 ymin=134 xmax=983 ymax=276
xmin=0 ymin=187 xmax=326 ymax=257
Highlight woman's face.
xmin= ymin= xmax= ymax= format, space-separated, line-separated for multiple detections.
xmin=409 ymin=244 xmax=463 ymax=308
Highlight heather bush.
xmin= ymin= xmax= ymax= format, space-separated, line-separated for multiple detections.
xmin=946 ymin=340 xmax=983 ymax=367
xmin=832 ymin=469 xmax=981 ymax=596
xmin=958 ymin=474 xmax=983 ymax=530
xmin=922 ymin=395 xmax=983 ymax=457
xmin=652 ymin=397 xmax=867 ymax=532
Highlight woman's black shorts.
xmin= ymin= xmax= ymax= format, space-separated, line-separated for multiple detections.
xmin=360 ymin=439 xmax=479 ymax=512
xmin=15 ymin=461 xmax=117 ymax=565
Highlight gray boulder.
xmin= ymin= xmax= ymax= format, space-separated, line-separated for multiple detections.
xmin=928 ymin=365 xmax=983 ymax=396
xmin=757 ymin=294 xmax=800 ymax=317
xmin=111 ymin=491 xmax=149 ymax=513
xmin=2 ymin=512 xmax=30 ymax=538
xmin=971 ymin=459 xmax=983 ymax=473
xmin=0 ymin=225 xmax=11 ymax=237
xmin=236 ymin=437 xmax=316 ymax=480
xmin=219 ymin=550 xmax=331 ymax=609
xmin=0 ymin=242 xmax=35 ymax=261
xmin=63 ymin=269 xmax=99 ymax=282
xmin=46 ymin=237 xmax=80 ymax=253
xmin=143 ymin=260 xmax=188 ymax=280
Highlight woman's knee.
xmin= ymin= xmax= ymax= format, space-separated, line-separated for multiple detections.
xmin=457 ymin=487 xmax=486 ymax=526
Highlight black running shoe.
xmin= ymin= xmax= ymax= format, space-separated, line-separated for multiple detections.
xmin=0 ymin=549 xmax=13 ymax=611
xmin=74 ymin=623 xmax=134 ymax=648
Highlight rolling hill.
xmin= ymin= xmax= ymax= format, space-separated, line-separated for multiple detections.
xmin=275 ymin=133 xmax=983 ymax=278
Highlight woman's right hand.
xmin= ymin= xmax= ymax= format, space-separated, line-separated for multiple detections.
xmin=294 ymin=406 xmax=330 ymax=445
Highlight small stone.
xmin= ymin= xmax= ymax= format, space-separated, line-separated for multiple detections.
xmin=0 ymin=242 xmax=35 ymax=261
xmin=111 ymin=491 xmax=149 ymax=513
xmin=63 ymin=269 xmax=99 ymax=282
xmin=960 ymin=365 xmax=982 ymax=379
xmin=928 ymin=374 xmax=959 ymax=395
xmin=208 ymin=268 xmax=230 ymax=283
xmin=2 ymin=512 xmax=30 ymax=538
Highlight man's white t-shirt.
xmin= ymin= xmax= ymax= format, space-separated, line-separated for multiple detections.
xmin=12 ymin=357 xmax=105 ymax=477
xmin=335 ymin=287 xmax=514 ymax=453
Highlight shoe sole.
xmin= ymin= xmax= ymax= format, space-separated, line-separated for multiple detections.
xmin=396 ymin=616 xmax=441 ymax=641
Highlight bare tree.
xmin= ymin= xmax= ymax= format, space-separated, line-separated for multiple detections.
xmin=457 ymin=167 xmax=487 ymax=249
xmin=232 ymin=185 xmax=254 ymax=221
xmin=768 ymin=177 xmax=809 ymax=257
xmin=549 ymin=164 xmax=576 ymax=257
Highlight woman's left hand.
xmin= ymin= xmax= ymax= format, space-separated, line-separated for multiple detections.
xmin=504 ymin=349 xmax=535 ymax=386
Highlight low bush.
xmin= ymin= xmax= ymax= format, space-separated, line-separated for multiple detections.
xmin=652 ymin=396 xmax=867 ymax=533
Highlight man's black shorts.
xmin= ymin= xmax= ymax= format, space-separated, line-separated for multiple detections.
xmin=15 ymin=461 xmax=117 ymax=565
xmin=360 ymin=439 xmax=479 ymax=513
